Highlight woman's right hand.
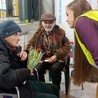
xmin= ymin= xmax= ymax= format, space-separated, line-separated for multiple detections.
xmin=17 ymin=50 xmax=28 ymax=61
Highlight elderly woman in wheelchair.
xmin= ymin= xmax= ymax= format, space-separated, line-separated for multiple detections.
xmin=0 ymin=20 xmax=59 ymax=98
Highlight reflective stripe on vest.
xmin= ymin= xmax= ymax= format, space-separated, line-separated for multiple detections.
xmin=75 ymin=10 xmax=98 ymax=67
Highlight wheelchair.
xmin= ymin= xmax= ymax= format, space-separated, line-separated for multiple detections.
xmin=0 ymin=86 xmax=20 ymax=98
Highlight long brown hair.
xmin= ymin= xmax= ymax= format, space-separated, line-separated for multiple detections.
xmin=67 ymin=0 xmax=98 ymax=86
xmin=67 ymin=0 xmax=92 ymax=19
xmin=74 ymin=37 xmax=98 ymax=85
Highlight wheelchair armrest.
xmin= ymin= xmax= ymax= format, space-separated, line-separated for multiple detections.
xmin=15 ymin=86 xmax=20 ymax=98
xmin=0 ymin=86 xmax=20 ymax=98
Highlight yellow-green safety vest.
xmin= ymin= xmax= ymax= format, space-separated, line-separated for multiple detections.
xmin=75 ymin=10 xmax=98 ymax=68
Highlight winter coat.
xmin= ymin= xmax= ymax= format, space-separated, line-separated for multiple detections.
xmin=0 ymin=37 xmax=34 ymax=98
xmin=26 ymin=25 xmax=70 ymax=62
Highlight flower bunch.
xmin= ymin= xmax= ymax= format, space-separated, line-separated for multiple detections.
xmin=27 ymin=49 xmax=44 ymax=69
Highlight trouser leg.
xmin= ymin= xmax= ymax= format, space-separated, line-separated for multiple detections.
xmin=34 ymin=92 xmax=58 ymax=98
xmin=46 ymin=83 xmax=59 ymax=97
xmin=35 ymin=63 xmax=48 ymax=82
xmin=51 ymin=62 xmax=65 ymax=90
xmin=27 ymin=80 xmax=59 ymax=97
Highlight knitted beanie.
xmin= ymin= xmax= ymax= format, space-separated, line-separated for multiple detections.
xmin=0 ymin=20 xmax=21 ymax=38
xmin=41 ymin=13 xmax=56 ymax=21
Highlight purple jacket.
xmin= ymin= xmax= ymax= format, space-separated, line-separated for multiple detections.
xmin=75 ymin=17 xmax=98 ymax=67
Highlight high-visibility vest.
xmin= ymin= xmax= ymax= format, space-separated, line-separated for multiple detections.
xmin=74 ymin=10 xmax=98 ymax=69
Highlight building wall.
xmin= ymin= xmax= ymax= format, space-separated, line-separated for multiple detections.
xmin=40 ymin=0 xmax=55 ymax=16
xmin=13 ymin=0 xmax=19 ymax=16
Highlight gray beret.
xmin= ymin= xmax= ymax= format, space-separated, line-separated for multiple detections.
xmin=41 ymin=13 xmax=56 ymax=21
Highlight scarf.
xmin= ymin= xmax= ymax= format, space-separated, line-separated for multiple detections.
xmin=37 ymin=27 xmax=57 ymax=57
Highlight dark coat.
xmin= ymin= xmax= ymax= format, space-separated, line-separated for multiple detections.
xmin=0 ymin=37 xmax=34 ymax=98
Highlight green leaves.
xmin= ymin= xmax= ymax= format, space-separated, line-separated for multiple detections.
xmin=27 ymin=49 xmax=44 ymax=69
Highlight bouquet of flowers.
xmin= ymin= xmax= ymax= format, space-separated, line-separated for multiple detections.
xmin=27 ymin=49 xmax=44 ymax=69
xmin=27 ymin=49 xmax=44 ymax=81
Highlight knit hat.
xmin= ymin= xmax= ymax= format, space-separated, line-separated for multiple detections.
xmin=41 ymin=13 xmax=56 ymax=21
xmin=0 ymin=20 xmax=21 ymax=38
